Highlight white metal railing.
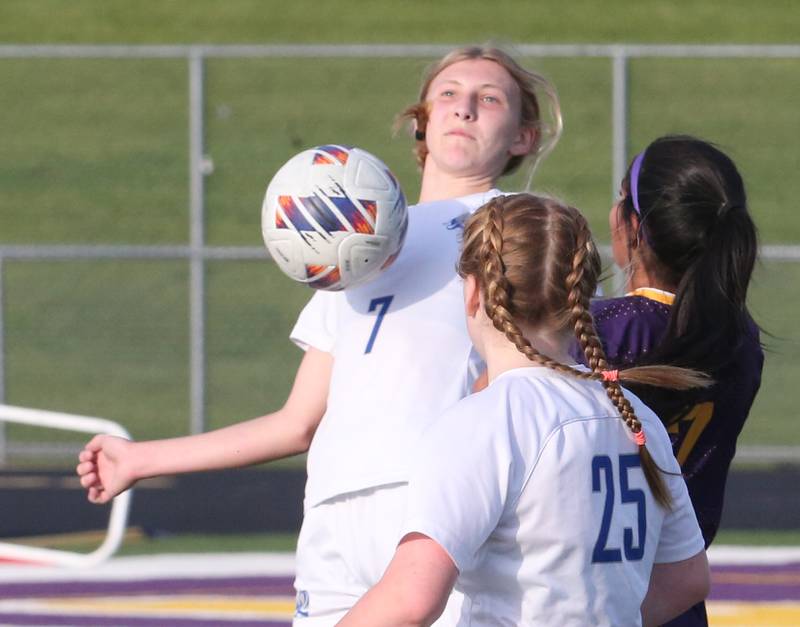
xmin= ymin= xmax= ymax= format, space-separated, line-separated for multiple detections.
xmin=0 ymin=44 xmax=798 ymax=459
xmin=0 ymin=404 xmax=131 ymax=567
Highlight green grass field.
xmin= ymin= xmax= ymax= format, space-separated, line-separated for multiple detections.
xmin=0 ymin=2 xmax=799 ymax=454
xmin=1 ymin=0 xmax=799 ymax=44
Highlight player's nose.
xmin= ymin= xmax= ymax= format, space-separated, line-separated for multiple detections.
xmin=453 ymin=94 xmax=477 ymax=121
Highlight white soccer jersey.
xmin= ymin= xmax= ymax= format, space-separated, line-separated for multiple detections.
xmin=291 ymin=190 xmax=501 ymax=507
xmin=402 ymin=366 xmax=705 ymax=627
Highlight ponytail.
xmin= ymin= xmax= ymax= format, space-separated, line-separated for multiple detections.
xmin=623 ymin=137 xmax=760 ymax=374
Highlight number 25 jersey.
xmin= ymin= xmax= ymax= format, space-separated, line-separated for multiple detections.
xmin=403 ymin=367 xmax=705 ymax=626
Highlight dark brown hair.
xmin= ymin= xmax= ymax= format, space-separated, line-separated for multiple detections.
xmin=619 ymin=135 xmax=759 ymax=375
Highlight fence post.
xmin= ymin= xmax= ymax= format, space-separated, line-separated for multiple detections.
xmin=189 ymin=49 xmax=207 ymax=435
xmin=611 ymin=46 xmax=629 ymax=197
xmin=611 ymin=47 xmax=629 ymax=295
xmin=0 ymin=257 xmax=5 ymax=463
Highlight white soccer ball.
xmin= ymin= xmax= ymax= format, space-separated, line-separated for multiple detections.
xmin=261 ymin=145 xmax=408 ymax=291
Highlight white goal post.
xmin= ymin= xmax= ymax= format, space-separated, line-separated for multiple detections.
xmin=0 ymin=404 xmax=131 ymax=568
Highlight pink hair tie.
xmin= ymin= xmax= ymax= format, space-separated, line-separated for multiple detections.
xmin=602 ymin=369 xmax=619 ymax=382
xmin=635 ymin=429 xmax=647 ymax=446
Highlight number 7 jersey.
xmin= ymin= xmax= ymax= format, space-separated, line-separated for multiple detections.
xmin=290 ymin=190 xmax=501 ymax=507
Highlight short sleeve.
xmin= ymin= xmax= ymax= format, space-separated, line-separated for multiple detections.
xmin=290 ymin=290 xmax=338 ymax=353
xmin=401 ymin=397 xmax=515 ymax=572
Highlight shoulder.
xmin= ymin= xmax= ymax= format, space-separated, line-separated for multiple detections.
xmin=403 ymin=196 xmax=470 ymax=239
xmin=409 ymin=189 xmax=505 ymax=217
xmin=740 ymin=316 xmax=765 ymax=376
xmin=400 ymin=189 xmax=505 ymax=253
xmin=429 ymin=370 xmax=548 ymax=440
xmin=714 ymin=313 xmax=764 ymax=390
xmin=421 ymin=370 xmax=581 ymax=472
xmin=590 ymin=296 xmax=671 ymax=368
xmin=741 ymin=315 xmax=765 ymax=363
xmin=590 ymin=295 xmax=670 ymax=325
xmin=435 ymin=380 xmax=511 ymax=429
xmin=478 ymin=367 xmax=614 ymax=436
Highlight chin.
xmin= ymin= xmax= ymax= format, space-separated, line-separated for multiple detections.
xmin=442 ymin=159 xmax=490 ymax=178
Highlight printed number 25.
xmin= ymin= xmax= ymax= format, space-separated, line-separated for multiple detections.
xmin=591 ymin=454 xmax=647 ymax=563
xmin=365 ymin=295 xmax=394 ymax=354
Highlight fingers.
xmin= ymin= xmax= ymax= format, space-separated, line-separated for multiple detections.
xmin=87 ymin=486 xmax=111 ymax=504
xmin=77 ymin=435 xmax=112 ymax=504
xmin=82 ymin=472 xmax=112 ymax=503
xmin=78 ymin=448 xmax=96 ymax=463
xmin=83 ymin=434 xmax=107 ymax=453
xmin=78 ymin=469 xmax=98 ymax=489
xmin=76 ymin=458 xmax=100 ymax=481
xmin=76 ymin=459 xmax=89 ymax=475
xmin=77 ymin=437 xmax=102 ymax=477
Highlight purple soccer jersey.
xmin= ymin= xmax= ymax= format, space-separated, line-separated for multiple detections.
xmin=572 ymin=293 xmax=763 ymax=544
xmin=570 ymin=292 xmax=764 ymax=627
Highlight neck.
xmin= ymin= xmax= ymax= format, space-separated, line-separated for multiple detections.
xmin=626 ymin=256 xmax=677 ymax=294
xmin=483 ymin=327 xmax=574 ymax=383
xmin=417 ymin=161 xmax=497 ymax=203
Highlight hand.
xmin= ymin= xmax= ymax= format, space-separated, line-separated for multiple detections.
xmin=76 ymin=434 xmax=137 ymax=504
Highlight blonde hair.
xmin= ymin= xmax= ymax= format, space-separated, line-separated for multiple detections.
xmin=396 ymin=45 xmax=563 ymax=179
xmin=458 ymin=194 xmax=711 ymax=508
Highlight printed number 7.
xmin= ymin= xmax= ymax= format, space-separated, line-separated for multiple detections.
xmin=365 ymin=295 xmax=394 ymax=354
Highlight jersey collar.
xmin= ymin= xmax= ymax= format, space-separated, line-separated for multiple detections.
xmin=626 ymin=287 xmax=675 ymax=305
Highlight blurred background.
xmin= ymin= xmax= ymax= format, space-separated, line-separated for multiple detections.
xmin=0 ymin=0 xmax=799 ymax=552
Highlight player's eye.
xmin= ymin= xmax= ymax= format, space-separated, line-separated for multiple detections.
xmin=481 ymin=94 xmax=502 ymax=104
xmin=440 ymin=89 xmax=455 ymax=97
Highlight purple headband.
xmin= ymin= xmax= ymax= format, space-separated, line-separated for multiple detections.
xmin=629 ymin=151 xmax=646 ymax=215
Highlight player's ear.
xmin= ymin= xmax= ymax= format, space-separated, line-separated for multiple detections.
xmin=509 ymin=125 xmax=537 ymax=157
xmin=628 ymin=213 xmax=642 ymax=249
xmin=463 ymin=274 xmax=481 ymax=317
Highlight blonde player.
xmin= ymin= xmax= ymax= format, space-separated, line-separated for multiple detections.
xmin=339 ymin=194 xmax=710 ymax=627
xmin=77 ymin=46 xmax=562 ymax=624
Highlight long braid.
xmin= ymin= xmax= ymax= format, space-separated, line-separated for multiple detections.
xmin=478 ymin=199 xmax=581 ymax=379
xmin=566 ymin=214 xmax=673 ymax=508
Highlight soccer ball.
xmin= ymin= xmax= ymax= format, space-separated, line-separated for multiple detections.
xmin=261 ymin=145 xmax=408 ymax=291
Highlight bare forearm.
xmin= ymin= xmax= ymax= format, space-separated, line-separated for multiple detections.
xmin=78 ymin=348 xmax=331 ymax=503
xmin=130 ymin=348 xmax=331 ymax=480
xmin=338 ymin=534 xmax=456 ymax=627
xmin=642 ymin=552 xmax=710 ymax=626
xmin=337 ymin=581 xmax=433 ymax=627
xmin=129 ymin=411 xmax=312 ymax=480
xmin=641 ymin=591 xmax=680 ymax=627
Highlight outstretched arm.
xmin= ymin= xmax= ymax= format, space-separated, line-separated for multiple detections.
xmin=641 ymin=550 xmax=710 ymax=626
xmin=76 ymin=347 xmax=332 ymax=503
xmin=337 ymin=533 xmax=458 ymax=627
